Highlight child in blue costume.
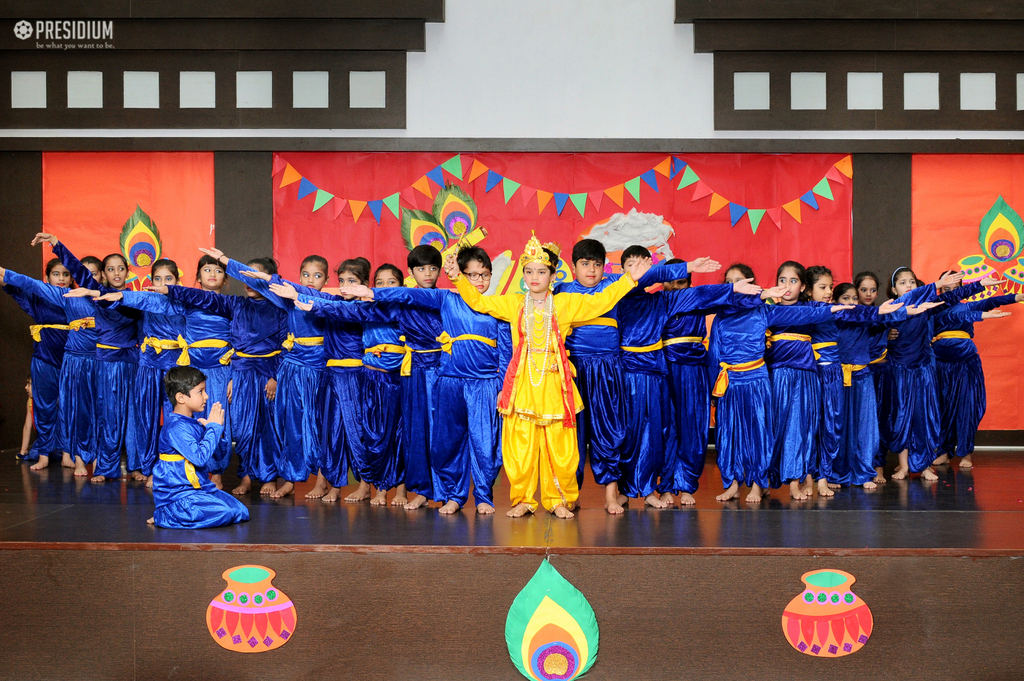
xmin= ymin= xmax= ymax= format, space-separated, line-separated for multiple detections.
xmin=161 ymin=257 xmax=287 ymax=496
xmin=0 ymin=258 xmax=102 ymax=477
xmin=333 ymin=246 xmax=513 ymax=515
xmin=882 ymin=267 xmax=998 ymax=481
xmin=552 ymin=240 xmax=717 ymax=513
xmin=289 ymin=264 xmax=406 ymax=506
xmin=930 ymin=274 xmax=1021 ymax=469
xmin=1 ymin=258 xmax=70 ymax=469
xmin=149 ymin=366 xmax=249 ymax=529
xmin=854 ymin=271 xmax=893 ymax=482
xmin=207 ymin=247 xmax=328 ymax=498
xmin=615 ymin=246 xmax=754 ymax=509
xmin=38 ymin=233 xmax=140 ymax=483
xmin=708 ymin=264 xmax=852 ymax=504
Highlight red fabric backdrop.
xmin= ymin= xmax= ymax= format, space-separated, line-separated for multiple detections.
xmin=272 ymin=153 xmax=853 ymax=289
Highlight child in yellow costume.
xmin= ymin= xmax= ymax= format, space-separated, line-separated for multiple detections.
xmin=444 ymin=235 xmax=652 ymax=519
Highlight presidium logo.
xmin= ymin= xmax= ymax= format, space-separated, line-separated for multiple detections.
xmin=13 ymin=20 xmax=114 ymax=41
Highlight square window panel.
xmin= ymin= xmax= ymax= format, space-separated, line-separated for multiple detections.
xmin=904 ymin=72 xmax=939 ymax=110
xmin=123 ymin=71 xmax=159 ymax=109
xmin=67 ymin=71 xmax=103 ymax=108
xmin=847 ymin=72 xmax=883 ymax=110
xmin=293 ymin=71 xmax=329 ymax=108
xmin=960 ymin=72 xmax=996 ymax=110
xmin=236 ymin=71 xmax=272 ymax=108
xmin=791 ymin=72 xmax=826 ymax=110
xmin=733 ymin=72 xmax=770 ymax=110
xmin=1018 ymin=74 xmax=1024 ymax=111
xmin=180 ymin=71 xmax=216 ymax=108
xmin=11 ymin=71 xmax=46 ymax=108
xmin=349 ymin=71 xmax=386 ymax=108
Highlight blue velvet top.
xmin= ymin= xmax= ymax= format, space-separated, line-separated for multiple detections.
xmin=886 ymin=282 xmax=984 ymax=368
xmin=709 ymin=302 xmax=834 ymax=369
xmin=117 ymin=290 xmax=233 ymax=370
xmin=4 ymin=277 xmax=69 ymax=368
xmin=116 ymin=291 xmax=186 ymax=371
xmin=153 ymin=413 xmax=224 ymax=507
xmin=931 ymin=293 xmax=1017 ymax=363
xmin=3 ymin=269 xmax=96 ymax=358
xmin=302 ymin=295 xmax=403 ymax=372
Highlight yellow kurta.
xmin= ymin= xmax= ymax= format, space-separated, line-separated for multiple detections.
xmin=453 ymin=274 xmax=636 ymax=510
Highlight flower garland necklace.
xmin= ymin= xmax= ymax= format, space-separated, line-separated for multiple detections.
xmin=525 ymin=292 xmax=554 ymax=387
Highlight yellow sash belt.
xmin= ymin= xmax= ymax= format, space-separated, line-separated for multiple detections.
xmin=932 ymin=330 xmax=971 ymax=343
xmin=437 ymin=332 xmax=498 ymax=353
xmin=281 ymin=334 xmax=324 ymax=351
xmin=140 ymin=337 xmax=183 ymax=354
xmin=767 ymin=332 xmax=823 ymax=359
xmin=158 ymin=453 xmax=201 ymax=489
xmin=663 ymin=336 xmax=705 ymax=346
xmin=220 ymin=349 xmax=282 ymax=363
xmin=869 ymin=348 xmax=888 ymax=365
xmin=571 ymin=317 xmax=618 ymax=329
xmin=97 ymin=343 xmax=134 ymax=351
xmin=175 ymin=336 xmax=232 ymax=366
xmin=327 ymin=358 xmax=363 ymax=367
xmin=712 ymin=358 xmax=766 ymax=397
xmin=363 ymin=343 xmax=405 ymax=374
xmin=29 ymin=323 xmax=70 ymax=342
xmin=400 ymin=347 xmax=443 ymax=377
xmin=620 ymin=340 xmax=664 ymax=353
xmin=812 ymin=340 xmax=837 ymax=361
xmin=841 ymin=363 xmax=868 ymax=387
xmin=68 ymin=317 xmax=95 ymax=331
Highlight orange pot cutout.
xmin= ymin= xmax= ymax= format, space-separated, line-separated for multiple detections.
xmin=207 ymin=565 xmax=297 ymax=653
xmin=781 ymin=569 xmax=872 ymax=657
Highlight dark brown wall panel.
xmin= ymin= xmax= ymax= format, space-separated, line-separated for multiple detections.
xmin=852 ymin=153 xmax=912 ymax=287
xmin=0 ymin=0 xmax=446 ymax=21
xmin=678 ymin=0 xmax=1024 ymax=21
xmin=214 ymin=151 xmax=274 ymax=295
xmin=0 ymin=152 xmax=43 ymax=449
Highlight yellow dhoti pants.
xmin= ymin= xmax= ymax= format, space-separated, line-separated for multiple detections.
xmin=502 ymin=414 xmax=579 ymax=512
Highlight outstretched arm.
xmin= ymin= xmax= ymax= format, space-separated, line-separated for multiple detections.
xmin=558 ymin=273 xmax=638 ymax=324
xmin=298 ymin=295 xmax=388 ymax=323
xmin=166 ymin=285 xmax=234 ymax=318
xmin=45 ymin=237 xmax=103 ymax=290
xmin=452 ymin=275 xmax=519 ymax=321
xmin=963 ymin=292 xmax=1020 ymax=313
xmin=370 ymin=286 xmax=446 ymax=310
xmin=0 ymin=268 xmax=67 ymax=309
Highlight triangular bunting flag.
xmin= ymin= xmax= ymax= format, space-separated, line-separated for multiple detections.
xmin=333 ymin=198 xmax=348 ymax=220
xmin=653 ymin=157 xmax=672 ymax=177
xmin=349 ymin=200 xmax=367 ymax=223
xmin=678 ymin=165 xmax=700 ymax=189
xmin=312 ymin=189 xmax=334 ymax=211
xmin=383 ymin=192 xmax=401 ymax=219
xmin=800 ymin=191 xmax=820 ymax=210
xmin=728 ymin=202 xmax=747 ymax=226
xmin=691 ymin=180 xmax=713 ymax=201
xmin=825 ymin=166 xmax=846 ymax=185
xmin=834 ymin=155 xmax=853 ymax=179
xmin=748 ymin=209 xmax=766 ymax=234
xmin=604 ymin=184 xmax=624 ymax=208
xmin=709 ymin=193 xmax=729 ymax=216
xmin=400 ymin=186 xmax=418 ymax=208
xmin=440 ymin=154 xmax=463 ymax=180
xmin=569 ymin=193 xmax=587 ymax=217
xmin=670 ymin=157 xmax=686 ymax=180
xmin=502 ymin=178 xmax=521 ymax=204
xmin=520 ymin=186 xmax=537 ymax=208
xmin=639 ymin=169 xmax=659 ymax=192
xmin=272 ymin=155 xmax=288 ymax=176
xmin=467 ymin=159 xmax=489 ymax=184
xmin=485 ymin=170 xmax=503 ymax=193
xmin=368 ymin=200 xmax=384 ymax=224
xmin=554 ymin=192 xmax=570 ymax=216
xmin=767 ymin=207 xmax=783 ymax=228
xmin=588 ymin=190 xmax=604 ymax=212
xmin=297 ymin=177 xmax=317 ymax=200
xmin=537 ymin=191 xmax=553 ymax=213
xmin=461 ymin=154 xmax=474 ymax=179
xmin=412 ymin=176 xmax=434 ymax=200
xmin=425 ymin=166 xmax=445 ymax=187
xmin=624 ymin=177 xmax=642 ymax=203
xmin=783 ymin=200 xmax=802 ymax=223
xmin=279 ymin=163 xmax=302 ymax=188
xmin=811 ymin=177 xmax=834 ymax=201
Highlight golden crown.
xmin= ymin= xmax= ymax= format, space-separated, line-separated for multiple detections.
xmin=519 ymin=232 xmax=558 ymax=268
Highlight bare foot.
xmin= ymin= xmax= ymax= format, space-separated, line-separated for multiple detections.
xmin=322 ymin=487 xmax=341 ymax=503
xmin=873 ymin=466 xmax=887 ymax=484
xmin=921 ymin=467 xmax=938 ymax=481
xmin=231 ymin=476 xmax=252 ymax=495
xmin=62 ymin=452 xmax=74 ymax=468
xmin=130 ymin=470 xmax=146 ymax=482
xmin=146 ymin=475 xmax=153 ymax=489
xmin=745 ymin=484 xmax=768 ymax=504
xmin=644 ymin=493 xmax=668 ymax=509
xmin=370 ymin=489 xmax=388 ymax=506
xmin=305 ymin=472 xmax=329 ymax=499
xmin=391 ymin=484 xmax=408 ymax=507
xmin=90 ymin=475 xmax=107 ymax=483
xmin=552 ymin=504 xmax=575 ymax=519
xmin=74 ymin=460 xmax=89 ymax=477
xmin=789 ymin=480 xmax=809 ymax=501
xmin=959 ymin=455 xmax=973 ymax=469
xmin=210 ymin=473 xmax=223 ymax=490
xmin=271 ymin=481 xmax=294 ymax=498
xmin=801 ymin=474 xmax=814 ymax=497
xmin=617 ymin=494 xmax=628 ymax=508
xmin=147 ymin=517 xmax=155 ymax=525
xmin=506 ymin=502 xmax=533 ymax=518
xmin=891 ymin=466 xmax=909 ymax=481
xmin=476 ymin=502 xmax=495 ymax=515
xmin=716 ymin=481 xmax=740 ymax=502
xmin=404 ymin=494 xmax=428 ymax=510
xmin=29 ymin=455 xmax=49 ymax=471
xmin=660 ymin=492 xmax=676 ymax=507
xmin=932 ymin=454 xmax=950 ymax=466
xmin=345 ymin=481 xmax=372 ymax=503
xmin=438 ymin=500 xmax=460 ymax=514
xmin=828 ymin=482 xmax=842 ymax=490
xmin=604 ymin=489 xmax=625 ymax=514
xmin=817 ymin=478 xmax=834 ymax=498
xmin=259 ymin=481 xmax=276 ymax=495
xmin=863 ymin=481 xmax=877 ymax=489
xmin=678 ymin=492 xmax=696 ymax=506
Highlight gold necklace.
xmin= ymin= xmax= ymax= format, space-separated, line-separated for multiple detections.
xmin=525 ymin=294 xmax=553 ymax=387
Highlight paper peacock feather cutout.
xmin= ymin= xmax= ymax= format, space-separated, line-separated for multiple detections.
xmin=505 ymin=560 xmax=599 ymax=681
xmin=979 ymin=195 xmax=1024 ymax=263
xmin=119 ymin=204 xmax=163 ymax=290
xmin=400 ymin=183 xmax=479 ymax=251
